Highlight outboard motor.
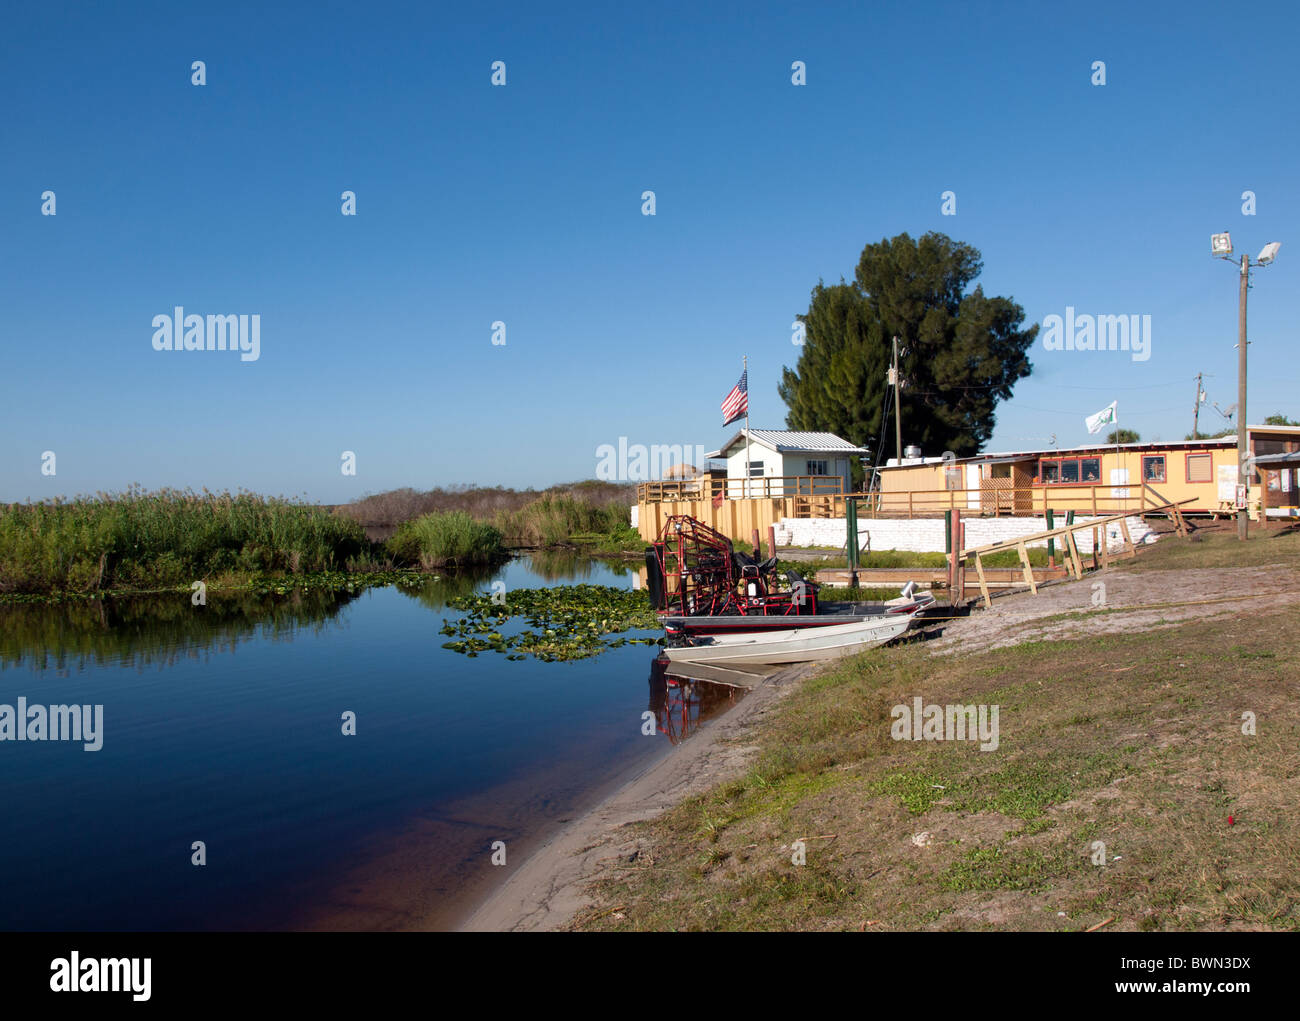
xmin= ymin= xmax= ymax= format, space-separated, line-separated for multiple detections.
xmin=644 ymin=547 xmax=666 ymax=610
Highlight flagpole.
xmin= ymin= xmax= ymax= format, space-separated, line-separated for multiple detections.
xmin=1115 ymin=403 xmax=1121 ymax=498
xmin=743 ymin=354 xmax=751 ymax=499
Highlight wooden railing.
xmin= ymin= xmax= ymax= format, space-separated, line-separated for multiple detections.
xmin=637 ymin=477 xmax=1195 ymax=532
xmin=853 ymin=482 xmax=1198 ymax=521
xmin=637 ymin=475 xmax=844 ymax=503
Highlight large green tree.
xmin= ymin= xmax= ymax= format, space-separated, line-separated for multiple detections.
xmin=779 ymin=232 xmax=1036 ymax=463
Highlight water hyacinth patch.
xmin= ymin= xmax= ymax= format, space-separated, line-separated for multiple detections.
xmin=439 ymin=584 xmax=663 ymax=662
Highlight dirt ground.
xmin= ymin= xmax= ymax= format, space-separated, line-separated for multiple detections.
xmin=927 ymin=559 xmax=1300 ymax=657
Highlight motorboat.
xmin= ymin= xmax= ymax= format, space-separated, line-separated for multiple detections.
xmin=661 ymin=612 xmax=919 ymax=666
xmin=645 ymin=514 xmax=935 ymax=640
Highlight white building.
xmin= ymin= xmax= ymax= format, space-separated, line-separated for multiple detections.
xmin=706 ymin=429 xmax=867 ymax=496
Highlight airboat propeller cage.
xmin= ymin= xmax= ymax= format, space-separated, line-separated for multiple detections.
xmin=648 ymin=514 xmax=816 ymax=619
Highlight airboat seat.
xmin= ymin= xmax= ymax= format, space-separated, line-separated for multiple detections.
xmin=785 ymin=567 xmax=820 ymax=593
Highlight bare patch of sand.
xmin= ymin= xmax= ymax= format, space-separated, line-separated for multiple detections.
xmin=925 ymin=564 xmax=1300 ymax=657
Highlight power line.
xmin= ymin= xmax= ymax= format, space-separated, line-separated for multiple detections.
xmin=1008 ymin=402 xmax=1190 ymax=417
xmin=912 ymin=377 xmax=1209 ymax=393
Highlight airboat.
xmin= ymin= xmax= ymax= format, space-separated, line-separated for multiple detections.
xmin=644 ymin=515 xmax=934 ymax=656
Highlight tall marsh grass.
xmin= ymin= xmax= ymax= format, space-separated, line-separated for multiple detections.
xmin=387 ymin=511 xmax=504 ymax=568
xmin=493 ymin=492 xmax=630 ymax=546
xmin=0 ymin=489 xmax=371 ymax=594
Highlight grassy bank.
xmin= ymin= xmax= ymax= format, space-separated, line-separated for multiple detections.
xmin=2 ymin=482 xmax=641 ymax=597
xmin=0 ymin=489 xmax=373 ymax=596
xmin=572 ymin=532 xmax=1300 ymax=932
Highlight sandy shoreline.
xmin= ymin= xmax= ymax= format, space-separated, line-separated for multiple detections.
xmin=458 ymin=663 xmax=813 ymax=931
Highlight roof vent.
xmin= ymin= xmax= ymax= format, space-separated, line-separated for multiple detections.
xmin=904 ymin=445 xmax=922 ymax=459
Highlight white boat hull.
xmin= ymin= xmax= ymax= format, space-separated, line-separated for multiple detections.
xmin=662 ymin=614 xmax=913 ymax=666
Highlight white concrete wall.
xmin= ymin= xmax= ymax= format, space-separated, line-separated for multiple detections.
xmin=774 ymin=515 xmax=1154 ymax=554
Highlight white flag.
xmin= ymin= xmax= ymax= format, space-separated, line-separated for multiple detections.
xmin=1086 ymin=401 xmax=1117 ymax=435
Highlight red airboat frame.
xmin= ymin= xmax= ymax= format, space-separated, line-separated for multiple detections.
xmin=649 ymin=514 xmax=816 ymax=618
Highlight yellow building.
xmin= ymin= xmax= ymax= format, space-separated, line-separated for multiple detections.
xmin=875 ymin=426 xmax=1300 ymax=519
xmin=634 ymin=426 xmax=1300 ymax=543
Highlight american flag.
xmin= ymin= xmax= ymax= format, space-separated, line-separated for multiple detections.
xmin=721 ymin=369 xmax=748 ymax=425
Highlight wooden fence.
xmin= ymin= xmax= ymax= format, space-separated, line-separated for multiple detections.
xmin=637 ymin=475 xmax=845 ymax=503
xmin=635 ymin=479 xmax=1193 ymax=543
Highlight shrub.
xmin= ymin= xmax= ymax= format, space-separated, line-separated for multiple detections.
xmin=387 ymin=511 xmax=503 ymax=568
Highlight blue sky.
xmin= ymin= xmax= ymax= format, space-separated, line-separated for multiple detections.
xmin=2 ymin=0 xmax=1296 ymax=502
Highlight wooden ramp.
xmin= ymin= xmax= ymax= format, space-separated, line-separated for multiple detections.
xmin=816 ymin=566 xmax=1072 ymax=589
xmin=959 ymin=500 xmax=1195 ymax=609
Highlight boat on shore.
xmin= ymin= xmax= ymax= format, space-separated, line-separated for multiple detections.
xmin=662 ymin=612 xmax=918 ymax=665
xmin=661 ymin=593 xmax=933 ymax=639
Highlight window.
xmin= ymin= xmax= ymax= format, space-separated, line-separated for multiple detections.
xmin=805 ymin=459 xmax=828 ymax=475
xmin=1039 ymin=457 xmax=1103 ymax=485
xmin=1186 ymin=452 xmax=1212 ymax=483
xmin=747 ymin=461 xmax=765 ymax=478
xmin=1142 ymin=455 xmax=1166 ymax=482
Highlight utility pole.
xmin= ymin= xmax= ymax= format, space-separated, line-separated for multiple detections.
xmin=1192 ymin=373 xmax=1203 ymax=440
xmin=1211 ymin=232 xmax=1279 ymax=542
xmin=890 ymin=335 xmax=903 ymax=462
xmin=1236 ymin=254 xmax=1249 ymax=541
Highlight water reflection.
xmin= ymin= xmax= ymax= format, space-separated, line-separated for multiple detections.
xmin=0 ymin=555 xmax=641 ymax=673
xmin=0 ymin=588 xmax=362 ymax=673
xmin=400 ymin=565 xmax=498 ymax=611
xmin=647 ymin=655 xmax=746 ymax=745
xmin=524 ymin=550 xmax=640 ymax=584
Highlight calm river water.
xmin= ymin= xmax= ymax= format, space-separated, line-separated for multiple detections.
xmin=0 ymin=554 xmax=744 ymax=930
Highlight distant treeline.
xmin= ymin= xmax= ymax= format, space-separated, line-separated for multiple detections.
xmin=335 ymin=480 xmax=635 ymax=528
xmin=341 ymin=481 xmax=640 ymax=560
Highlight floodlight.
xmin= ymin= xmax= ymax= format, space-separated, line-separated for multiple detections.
xmin=1257 ymin=241 xmax=1281 ymax=265
xmin=1211 ymin=232 xmax=1233 ymax=256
